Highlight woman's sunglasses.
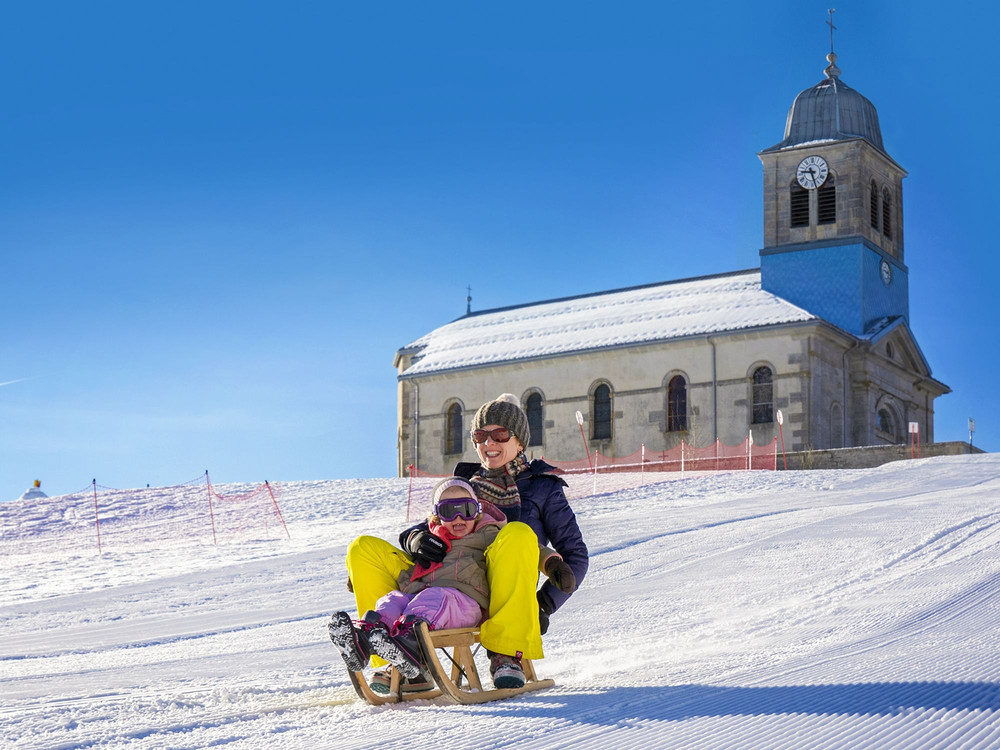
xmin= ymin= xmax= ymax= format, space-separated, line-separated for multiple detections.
xmin=471 ymin=427 xmax=512 ymax=444
xmin=435 ymin=498 xmax=482 ymax=521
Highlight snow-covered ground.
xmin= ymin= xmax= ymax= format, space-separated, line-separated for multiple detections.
xmin=2 ymin=455 xmax=1000 ymax=749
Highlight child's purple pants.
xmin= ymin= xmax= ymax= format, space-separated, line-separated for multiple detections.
xmin=374 ymin=587 xmax=482 ymax=633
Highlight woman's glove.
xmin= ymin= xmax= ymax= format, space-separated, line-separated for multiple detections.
xmin=537 ymin=590 xmax=553 ymax=635
xmin=406 ymin=530 xmax=448 ymax=566
xmin=544 ymin=557 xmax=577 ymax=594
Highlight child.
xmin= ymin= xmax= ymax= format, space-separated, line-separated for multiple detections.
xmin=329 ymin=477 xmax=508 ymax=682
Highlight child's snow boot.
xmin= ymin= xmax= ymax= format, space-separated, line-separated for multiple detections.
xmin=367 ymin=615 xmax=427 ymax=680
xmin=327 ymin=611 xmax=372 ymax=672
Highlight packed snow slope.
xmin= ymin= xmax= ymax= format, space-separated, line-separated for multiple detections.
xmin=2 ymin=454 xmax=1000 ymax=749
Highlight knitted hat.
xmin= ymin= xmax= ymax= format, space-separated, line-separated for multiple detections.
xmin=431 ymin=476 xmax=478 ymax=506
xmin=471 ymin=393 xmax=530 ymax=448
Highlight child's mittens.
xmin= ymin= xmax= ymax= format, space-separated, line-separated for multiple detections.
xmin=544 ymin=557 xmax=577 ymax=594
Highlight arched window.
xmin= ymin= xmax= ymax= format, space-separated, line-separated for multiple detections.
xmin=817 ymin=175 xmax=836 ymax=224
xmin=592 ymin=384 xmax=612 ymax=440
xmin=751 ymin=366 xmax=774 ymax=424
xmin=525 ymin=393 xmax=543 ymax=447
xmin=444 ymin=403 xmax=463 ymax=454
xmin=870 ymin=181 xmax=880 ymax=230
xmin=882 ymin=189 xmax=893 ymax=240
xmin=877 ymin=407 xmax=898 ymax=442
xmin=667 ymin=375 xmax=687 ymax=432
xmin=790 ymin=183 xmax=809 ymax=227
xmin=831 ymin=403 xmax=844 ymax=449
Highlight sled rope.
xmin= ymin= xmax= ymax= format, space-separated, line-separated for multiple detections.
xmin=439 ymin=646 xmax=469 ymax=687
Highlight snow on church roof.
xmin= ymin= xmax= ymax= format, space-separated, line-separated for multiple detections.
xmin=398 ymin=269 xmax=817 ymax=377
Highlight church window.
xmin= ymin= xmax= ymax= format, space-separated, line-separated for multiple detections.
xmin=790 ymin=183 xmax=809 ymax=227
xmin=886 ymin=342 xmax=895 ymax=360
xmin=751 ymin=366 xmax=774 ymax=424
xmin=445 ymin=402 xmax=463 ymax=454
xmin=870 ymin=181 xmax=880 ymax=230
xmin=525 ymin=392 xmax=543 ymax=446
xmin=667 ymin=375 xmax=687 ymax=432
xmin=592 ymin=384 xmax=612 ymax=440
xmin=882 ymin=189 xmax=893 ymax=240
xmin=877 ymin=407 xmax=898 ymax=442
xmin=817 ymin=176 xmax=836 ymax=224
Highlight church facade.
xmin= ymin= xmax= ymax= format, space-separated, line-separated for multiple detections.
xmin=393 ymin=51 xmax=950 ymax=476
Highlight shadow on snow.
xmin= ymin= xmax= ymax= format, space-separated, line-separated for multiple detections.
xmin=480 ymin=681 xmax=1000 ymax=723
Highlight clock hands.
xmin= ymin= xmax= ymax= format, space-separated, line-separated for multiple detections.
xmin=796 ymin=157 xmax=828 ymax=189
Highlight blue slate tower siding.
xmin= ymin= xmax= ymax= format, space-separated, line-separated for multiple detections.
xmin=760 ymin=240 xmax=908 ymax=335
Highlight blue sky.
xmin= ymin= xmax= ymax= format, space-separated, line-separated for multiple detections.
xmin=1 ymin=1 xmax=996 ymax=501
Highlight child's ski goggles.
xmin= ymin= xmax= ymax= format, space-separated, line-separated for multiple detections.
xmin=435 ymin=498 xmax=482 ymax=521
xmin=471 ymin=427 xmax=512 ymax=444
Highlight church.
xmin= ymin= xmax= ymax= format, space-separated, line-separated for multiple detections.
xmin=393 ymin=48 xmax=950 ymax=476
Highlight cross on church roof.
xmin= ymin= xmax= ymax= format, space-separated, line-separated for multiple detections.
xmin=827 ymin=9 xmax=837 ymax=56
xmin=824 ymin=9 xmax=841 ymax=79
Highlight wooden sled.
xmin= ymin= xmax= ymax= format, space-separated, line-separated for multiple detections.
xmin=347 ymin=623 xmax=554 ymax=705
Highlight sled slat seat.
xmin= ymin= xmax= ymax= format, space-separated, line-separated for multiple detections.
xmin=347 ymin=624 xmax=554 ymax=705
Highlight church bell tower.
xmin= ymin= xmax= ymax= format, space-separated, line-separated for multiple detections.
xmin=758 ymin=40 xmax=909 ymax=337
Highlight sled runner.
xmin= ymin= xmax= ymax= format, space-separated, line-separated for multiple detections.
xmin=347 ymin=623 xmax=554 ymax=705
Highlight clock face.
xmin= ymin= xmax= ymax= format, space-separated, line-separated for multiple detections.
xmin=796 ymin=155 xmax=829 ymax=189
xmin=880 ymin=259 xmax=893 ymax=286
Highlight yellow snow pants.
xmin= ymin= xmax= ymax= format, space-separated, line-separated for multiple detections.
xmin=344 ymin=521 xmax=544 ymax=668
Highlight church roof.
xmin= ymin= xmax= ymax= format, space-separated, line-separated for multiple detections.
xmin=397 ymin=269 xmax=817 ymax=377
xmin=761 ymin=54 xmax=885 ymax=155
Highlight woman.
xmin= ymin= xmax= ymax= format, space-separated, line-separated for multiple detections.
xmin=343 ymin=393 xmax=589 ymax=690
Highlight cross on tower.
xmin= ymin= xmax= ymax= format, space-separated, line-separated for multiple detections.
xmin=827 ymin=9 xmax=837 ymax=56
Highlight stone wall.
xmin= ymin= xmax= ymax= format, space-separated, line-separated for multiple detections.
xmin=779 ymin=441 xmax=983 ymax=471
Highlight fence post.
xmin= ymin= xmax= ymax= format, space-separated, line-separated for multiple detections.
xmin=406 ymin=464 xmax=415 ymax=522
xmin=776 ymin=409 xmax=788 ymax=470
xmin=92 ymin=479 xmax=102 ymax=555
xmin=576 ymin=411 xmax=593 ymax=471
xmin=263 ymin=487 xmax=269 ymax=538
xmin=592 ymin=451 xmax=599 ymax=495
xmin=681 ymin=440 xmax=685 ymax=476
xmin=641 ymin=444 xmax=645 ymax=484
xmin=747 ymin=431 xmax=753 ymax=471
xmin=264 ymin=480 xmax=291 ymax=540
xmin=205 ymin=470 xmax=218 ymax=546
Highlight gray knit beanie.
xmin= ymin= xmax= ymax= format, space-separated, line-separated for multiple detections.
xmin=471 ymin=393 xmax=530 ymax=448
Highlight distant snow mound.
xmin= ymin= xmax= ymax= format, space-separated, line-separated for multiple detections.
xmin=16 ymin=485 xmax=48 ymax=502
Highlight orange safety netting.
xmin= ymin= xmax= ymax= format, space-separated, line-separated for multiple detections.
xmin=403 ymin=437 xmax=777 ymax=517
xmin=0 ymin=472 xmax=290 ymax=559
xmin=545 ymin=437 xmax=777 ymax=475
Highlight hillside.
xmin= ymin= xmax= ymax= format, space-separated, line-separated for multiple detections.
xmin=2 ymin=455 xmax=1000 ymax=749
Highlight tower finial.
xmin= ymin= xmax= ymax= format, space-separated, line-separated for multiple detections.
xmin=466 ymin=285 xmax=472 ymax=315
xmin=824 ymin=9 xmax=841 ymax=78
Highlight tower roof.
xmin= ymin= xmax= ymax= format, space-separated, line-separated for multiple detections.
xmin=761 ymin=53 xmax=885 ymax=154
